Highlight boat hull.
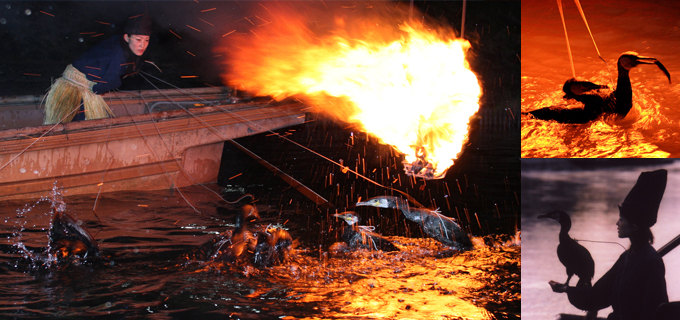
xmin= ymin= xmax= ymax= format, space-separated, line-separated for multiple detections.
xmin=0 ymin=88 xmax=307 ymax=201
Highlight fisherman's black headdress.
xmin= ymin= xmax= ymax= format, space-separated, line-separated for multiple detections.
xmin=124 ymin=13 xmax=153 ymax=36
xmin=619 ymin=169 xmax=667 ymax=228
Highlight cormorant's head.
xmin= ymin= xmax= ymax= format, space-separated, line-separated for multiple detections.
xmin=356 ymin=196 xmax=396 ymax=209
xmin=334 ymin=212 xmax=360 ymax=226
xmin=618 ymin=52 xmax=671 ymax=83
xmin=235 ymin=204 xmax=260 ymax=229
xmin=537 ymin=210 xmax=571 ymax=225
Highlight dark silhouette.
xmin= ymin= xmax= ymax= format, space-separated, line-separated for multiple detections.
xmin=524 ymin=52 xmax=671 ymax=123
xmin=538 ymin=210 xmax=595 ymax=287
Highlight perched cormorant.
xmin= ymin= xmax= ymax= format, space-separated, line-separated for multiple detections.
xmin=524 ymin=52 xmax=671 ymax=123
xmin=49 ymin=212 xmax=101 ymax=262
xmin=185 ymin=204 xmax=294 ymax=267
xmin=333 ymin=211 xmax=400 ymax=252
xmin=355 ymin=196 xmax=472 ymax=250
xmin=538 ymin=210 xmax=594 ymax=287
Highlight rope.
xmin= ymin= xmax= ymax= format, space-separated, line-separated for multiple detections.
xmin=556 ymin=0 xmax=576 ymax=78
xmin=574 ymin=238 xmax=626 ymax=252
xmin=573 ymin=0 xmax=613 ymax=84
xmin=138 ymin=71 xmax=423 ymax=209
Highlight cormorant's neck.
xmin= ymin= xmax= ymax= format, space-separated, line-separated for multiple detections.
xmin=558 ymin=219 xmax=571 ymax=240
xmin=613 ymin=62 xmax=634 ymax=115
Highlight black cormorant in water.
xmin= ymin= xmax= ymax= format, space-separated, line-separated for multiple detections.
xmin=524 ymin=52 xmax=671 ymax=123
xmin=538 ymin=210 xmax=594 ymax=287
xmin=185 ymin=204 xmax=293 ymax=267
xmin=333 ymin=211 xmax=400 ymax=252
xmin=356 ymin=196 xmax=472 ymax=250
xmin=49 ymin=212 xmax=101 ymax=262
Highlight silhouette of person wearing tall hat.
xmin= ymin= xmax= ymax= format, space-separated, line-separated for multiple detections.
xmin=549 ymin=169 xmax=669 ymax=320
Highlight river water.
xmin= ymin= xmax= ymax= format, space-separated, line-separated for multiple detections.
xmin=522 ymin=159 xmax=680 ymax=320
xmin=0 ymin=114 xmax=520 ymax=319
xmin=521 ymin=0 xmax=680 ymax=158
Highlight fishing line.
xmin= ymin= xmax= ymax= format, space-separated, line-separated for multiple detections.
xmin=556 ymin=0 xmax=576 ymax=78
xmin=574 ymin=238 xmax=626 ymax=252
xmin=573 ymin=0 xmax=613 ymax=84
xmin=0 ymin=102 xmax=80 ymax=172
xmin=111 ymin=89 xmax=202 ymax=214
xmin=139 ymin=71 xmax=425 ymax=208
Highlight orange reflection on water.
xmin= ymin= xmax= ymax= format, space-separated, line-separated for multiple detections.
xmin=521 ymin=73 xmax=671 ymax=158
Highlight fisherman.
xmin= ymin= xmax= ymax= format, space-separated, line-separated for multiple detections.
xmin=42 ymin=13 xmax=152 ymax=124
xmin=548 ymin=169 xmax=669 ymax=320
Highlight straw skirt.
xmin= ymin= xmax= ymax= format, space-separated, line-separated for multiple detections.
xmin=43 ymin=64 xmax=115 ymax=124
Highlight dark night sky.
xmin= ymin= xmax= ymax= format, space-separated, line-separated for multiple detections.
xmin=0 ymin=0 xmax=519 ymax=112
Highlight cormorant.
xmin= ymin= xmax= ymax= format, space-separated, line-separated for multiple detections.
xmin=355 ymin=196 xmax=472 ymax=250
xmin=333 ymin=211 xmax=400 ymax=252
xmin=538 ymin=210 xmax=594 ymax=287
xmin=185 ymin=204 xmax=294 ymax=267
xmin=49 ymin=212 xmax=101 ymax=262
xmin=524 ymin=52 xmax=671 ymax=123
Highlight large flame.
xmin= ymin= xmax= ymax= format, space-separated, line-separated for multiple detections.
xmin=220 ymin=4 xmax=481 ymax=179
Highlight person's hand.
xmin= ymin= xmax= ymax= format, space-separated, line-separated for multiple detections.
xmin=549 ymin=280 xmax=567 ymax=293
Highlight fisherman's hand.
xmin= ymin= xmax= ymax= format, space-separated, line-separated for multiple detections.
xmin=549 ymin=280 xmax=567 ymax=293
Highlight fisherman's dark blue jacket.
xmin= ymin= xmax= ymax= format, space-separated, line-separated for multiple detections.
xmin=72 ymin=35 xmax=141 ymax=94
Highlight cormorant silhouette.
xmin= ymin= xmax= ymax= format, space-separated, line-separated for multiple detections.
xmin=525 ymin=52 xmax=671 ymax=123
xmin=538 ymin=210 xmax=594 ymax=287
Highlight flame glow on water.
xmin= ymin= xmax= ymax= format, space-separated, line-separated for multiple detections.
xmin=221 ymin=6 xmax=481 ymax=179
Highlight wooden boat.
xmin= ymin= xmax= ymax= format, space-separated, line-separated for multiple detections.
xmin=0 ymin=87 xmax=308 ymax=201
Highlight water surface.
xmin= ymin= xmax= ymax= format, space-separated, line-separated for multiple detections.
xmin=521 ymin=0 xmax=680 ymax=158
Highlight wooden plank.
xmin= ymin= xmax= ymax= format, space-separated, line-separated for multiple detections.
xmin=0 ymin=102 xmax=305 ymax=155
xmin=0 ymin=159 xmax=180 ymax=199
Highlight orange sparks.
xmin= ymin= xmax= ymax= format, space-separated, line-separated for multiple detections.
xmin=220 ymin=5 xmax=481 ymax=179
xmin=90 ymin=33 xmax=103 ymax=37
xmin=199 ymin=18 xmax=214 ymax=26
xmin=222 ymin=30 xmax=236 ymax=37
xmin=181 ymin=75 xmax=198 ymax=79
xmin=85 ymin=66 xmax=101 ymax=70
xmin=169 ymin=29 xmax=182 ymax=39
xmin=39 ymin=11 xmax=54 ymax=17
xmin=138 ymin=204 xmax=148 ymax=207
xmin=95 ymin=20 xmax=110 ymax=25
xmin=229 ymin=173 xmax=243 ymax=180
xmin=97 ymin=183 xmax=104 ymax=186
xmin=186 ymin=24 xmax=201 ymax=32
xmin=186 ymin=51 xmax=195 ymax=57
xmin=201 ymin=8 xmax=216 ymax=12
xmin=128 ymin=14 xmax=144 ymax=19
xmin=79 ymin=32 xmax=96 ymax=35
xmin=23 ymin=73 xmax=41 ymax=76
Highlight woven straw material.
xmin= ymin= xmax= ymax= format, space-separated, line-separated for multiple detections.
xmin=43 ymin=65 xmax=115 ymax=124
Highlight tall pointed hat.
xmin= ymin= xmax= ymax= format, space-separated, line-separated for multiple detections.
xmin=619 ymin=169 xmax=667 ymax=228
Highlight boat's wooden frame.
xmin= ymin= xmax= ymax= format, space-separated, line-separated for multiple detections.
xmin=0 ymin=87 xmax=308 ymax=201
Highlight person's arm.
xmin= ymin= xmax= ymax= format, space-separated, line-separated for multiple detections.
xmin=549 ymin=254 xmax=623 ymax=311
xmin=90 ymin=58 xmax=123 ymax=94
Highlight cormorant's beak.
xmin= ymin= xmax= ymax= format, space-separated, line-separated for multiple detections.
xmin=636 ymin=56 xmax=672 ymax=84
xmin=333 ymin=213 xmax=350 ymax=221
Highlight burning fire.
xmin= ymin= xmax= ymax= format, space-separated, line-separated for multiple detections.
xmin=220 ymin=4 xmax=481 ymax=179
